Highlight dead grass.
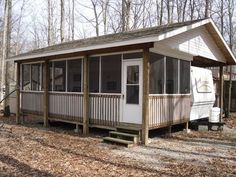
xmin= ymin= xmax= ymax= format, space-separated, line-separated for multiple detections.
xmin=0 ymin=116 xmax=236 ymax=177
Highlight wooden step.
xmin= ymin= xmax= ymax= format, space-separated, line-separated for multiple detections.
xmin=103 ymin=137 xmax=134 ymax=148
xmin=116 ymin=126 xmax=141 ymax=134
xmin=109 ymin=131 xmax=139 ymax=144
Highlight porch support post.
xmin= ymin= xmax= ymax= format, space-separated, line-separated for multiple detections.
xmin=219 ymin=66 xmax=224 ymax=122
xmin=16 ymin=62 xmax=20 ymax=124
xmin=43 ymin=60 xmax=49 ymax=128
xmin=142 ymin=48 xmax=150 ymax=145
xmin=83 ymin=55 xmax=89 ymax=135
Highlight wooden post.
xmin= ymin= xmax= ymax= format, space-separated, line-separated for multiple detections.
xmin=16 ymin=62 xmax=20 ymax=124
xmin=43 ymin=60 xmax=49 ymax=128
xmin=142 ymin=48 xmax=150 ymax=145
xmin=83 ymin=55 xmax=89 ymax=135
xmin=219 ymin=66 xmax=224 ymax=122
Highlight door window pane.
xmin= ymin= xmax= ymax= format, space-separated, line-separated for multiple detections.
xmin=127 ymin=65 xmax=139 ymax=84
xmin=31 ymin=64 xmax=41 ymax=91
xmin=126 ymin=86 xmax=139 ymax=104
xmin=68 ymin=59 xmax=82 ymax=92
xmin=180 ymin=60 xmax=190 ymax=94
xmin=166 ymin=57 xmax=178 ymax=94
xmin=101 ymin=54 xmax=121 ymax=93
xmin=149 ymin=53 xmax=164 ymax=94
xmin=54 ymin=61 xmax=66 ymax=92
xmin=22 ymin=64 xmax=31 ymax=90
xmin=89 ymin=57 xmax=99 ymax=92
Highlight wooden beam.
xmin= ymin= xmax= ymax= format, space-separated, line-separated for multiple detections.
xmin=43 ymin=60 xmax=49 ymax=127
xmin=83 ymin=55 xmax=89 ymax=135
xmin=142 ymin=48 xmax=150 ymax=145
xmin=219 ymin=66 xmax=224 ymax=122
xmin=15 ymin=43 xmax=154 ymax=63
xmin=16 ymin=62 xmax=20 ymax=124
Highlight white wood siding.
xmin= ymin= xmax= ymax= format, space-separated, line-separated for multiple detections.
xmin=154 ymin=26 xmax=226 ymax=63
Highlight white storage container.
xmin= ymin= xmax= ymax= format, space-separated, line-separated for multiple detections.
xmin=209 ymin=107 xmax=220 ymax=123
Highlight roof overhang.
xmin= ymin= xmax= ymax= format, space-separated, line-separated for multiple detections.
xmin=9 ymin=18 xmax=236 ymax=66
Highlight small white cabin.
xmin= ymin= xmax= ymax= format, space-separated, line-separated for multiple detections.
xmin=8 ymin=18 xmax=236 ymax=144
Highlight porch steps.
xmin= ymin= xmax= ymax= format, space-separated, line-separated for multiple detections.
xmin=103 ymin=125 xmax=141 ymax=147
xmin=103 ymin=137 xmax=134 ymax=148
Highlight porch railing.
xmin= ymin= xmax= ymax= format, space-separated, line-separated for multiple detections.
xmin=21 ymin=91 xmax=121 ymax=127
xmin=89 ymin=93 xmax=121 ymax=127
xmin=49 ymin=92 xmax=83 ymax=122
xmin=149 ymin=94 xmax=191 ymax=128
xmin=21 ymin=91 xmax=44 ymax=115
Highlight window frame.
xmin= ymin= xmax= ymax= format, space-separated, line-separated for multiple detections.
xmin=149 ymin=53 xmax=191 ymax=95
xmin=49 ymin=58 xmax=83 ymax=93
xmin=21 ymin=63 xmax=43 ymax=92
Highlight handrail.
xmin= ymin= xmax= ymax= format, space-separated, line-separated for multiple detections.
xmin=0 ymin=88 xmax=17 ymax=104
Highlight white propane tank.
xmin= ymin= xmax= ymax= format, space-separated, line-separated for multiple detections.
xmin=209 ymin=107 xmax=221 ymax=123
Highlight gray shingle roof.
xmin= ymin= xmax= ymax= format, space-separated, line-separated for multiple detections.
xmin=10 ymin=19 xmax=206 ymax=61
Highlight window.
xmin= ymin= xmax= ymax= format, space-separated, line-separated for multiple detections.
xmin=31 ymin=64 xmax=41 ymax=91
xmin=49 ymin=62 xmax=53 ymax=91
xmin=54 ymin=61 xmax=66 ymax=92
xmin=166 ymin=57 xmax=178 ymax=94
xmin=149 ymin=53 xmax=164 ymax=94
xmin=89 ymin=57 xmax=99 ymax=93
xmin=22 ymin=64 xmax=31 ymax=90
xmin=126 ymin=65 xmax=139 ymax=104
xmin=101 ymin=54 xmax=121 ymax=93
xmin=180 ymin=60 xmax=190 ymax=94
xmin=67 ymin=59 xmax=82 ymax=92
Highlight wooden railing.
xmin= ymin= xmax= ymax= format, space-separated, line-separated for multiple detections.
xmin=149 ymin=95 xmax=191 ymax=128
xmin=89 ymin=93 xmax=121 ymax=127
xmin=21 ymin=91 xmax=44 ymax=115
xmin=49 ymin=92 xmax=83 ymax=122
xmin=21 ymin=91 xmax=121 ymax=127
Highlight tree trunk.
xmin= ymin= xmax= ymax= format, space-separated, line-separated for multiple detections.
xmin=122 ymin=0 xmax=131 ymax=32
xmin=205 ymin=0 xmax=210 ymax=18
xmin=160 ymin=0 xmax=163 ymax=25
xmin=60 ymin=0 xmax=65 ymax=42
xmin=227 ymin=0 xmax=234 ymax=116
xmin=72 ymin=0 xmax=75 ymax=40
xmin=1 ymin=0 xmax=12 ymax=111
xmin=47 ymin=0 xmax=53 ymax=46
xmin=91 ymin=0 xmax=99 ymax=36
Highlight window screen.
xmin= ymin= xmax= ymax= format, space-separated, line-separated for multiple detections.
xmin=31 ymin=64 xmax=41 ymax=91
xmin=101 ymin=54 xmax=121 ymax=93
xmin=166 ymin=57 xmax=178 ymax=94
xmin=67 ymin=59 xmax=82 ymax=92
xmin=22 ymin=64 xmax=31 ymax=90
xmin=180 ymin=60 xmax=190 ymax=94
xmin=49 ymin=62 xmax=53 ymax=91
xmin=149 ymin=53 xmax=164 ymax=94
xmin=54 ymin=61 xmax=66 ymax=92
xmin=89 ymin=57 xmax=100 ymax=92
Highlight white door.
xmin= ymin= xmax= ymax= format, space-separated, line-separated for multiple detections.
xmin=122 ymin=59 xmax=143 ymax=124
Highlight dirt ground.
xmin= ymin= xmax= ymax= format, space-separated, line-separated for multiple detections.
xmin=0 ymin=116 xmax=235 ymax=177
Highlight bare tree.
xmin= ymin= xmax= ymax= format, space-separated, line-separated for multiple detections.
xmin=205 ymin=0 xmax=210 ymax=18
xmin=91 ymin=0 xmax=100 ymax=36
xmin=122 ymin=0 xmax=131 ymax=31
xmin=1 ymin=0 xmax=12 ymax=112
xmin=101 ymin=0 xmax=109 ymax=35
xmin=47 ymin=0 xmax=53 ymax=46
xmin=227 ymin=0 xmax=234 ymax=115
xmin=60 ymin=0 xmax=65 ymax=42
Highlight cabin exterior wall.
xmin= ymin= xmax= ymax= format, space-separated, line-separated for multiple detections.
xmin=19 ymin=50 xmax=191 ymax=129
